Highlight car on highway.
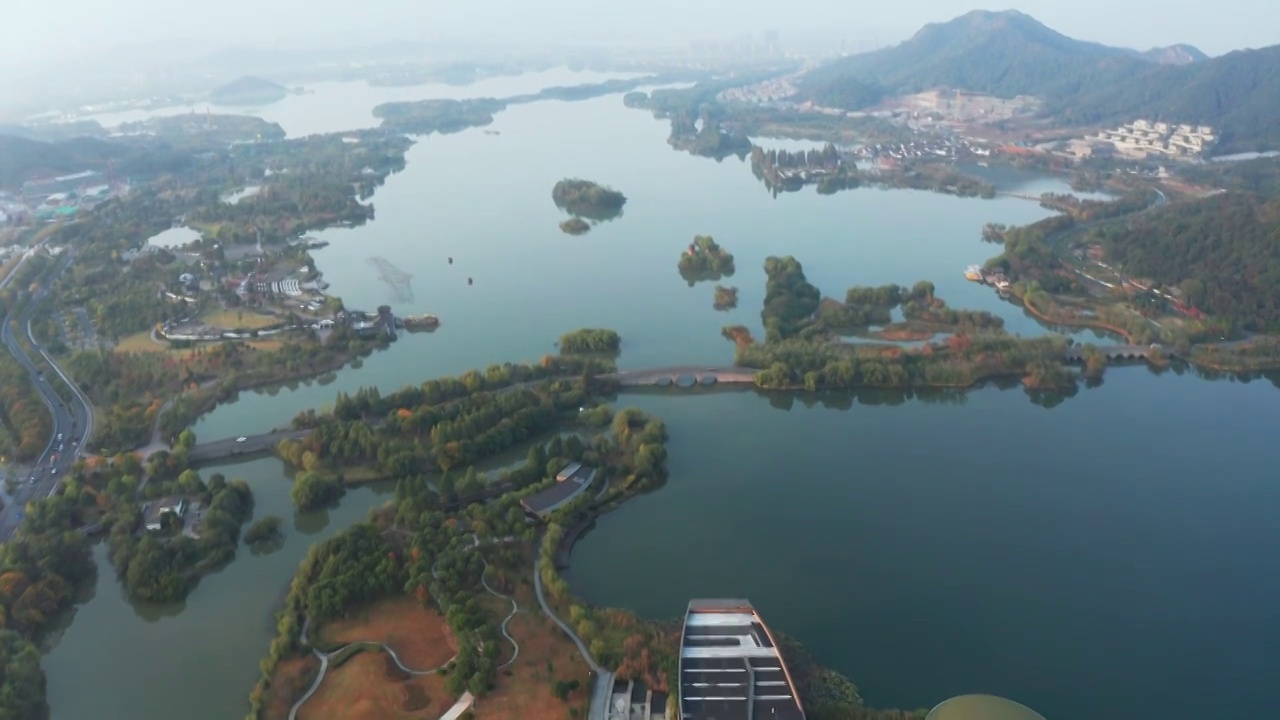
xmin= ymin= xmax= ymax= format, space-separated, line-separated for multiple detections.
xmin=57 ymin=433 xmax=63 ymax=441
xmin=236 ymin=436 xmax=248 ymax=443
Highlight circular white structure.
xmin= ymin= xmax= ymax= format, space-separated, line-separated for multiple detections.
xmin=926 ymin=694 xmax=1046 ymax=720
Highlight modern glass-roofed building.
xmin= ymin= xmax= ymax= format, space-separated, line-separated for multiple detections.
xmin=679 ymin=599 xmax=805 ymax=720
xmin=925 ymin=694 xmax=1046 ymax=720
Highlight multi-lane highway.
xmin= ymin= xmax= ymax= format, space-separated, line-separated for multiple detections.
xmin=0 ymin=251 xmax=94 ymax=541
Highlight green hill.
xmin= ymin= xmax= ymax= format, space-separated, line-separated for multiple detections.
xmin=209 ymin=76 xmax=288 ymax=106
xmin=0 ymin=135 xmax=196 ymax=188
xmin=1090 ymin=191 xmax=1280 ymax=331
xmin=800 ymin=10 xmax=1148 ymax=104
xmin=798 ymin=11 xmax=1280 ymax=154
xmin=1055 ymin=46 xmax=1280 ymax=155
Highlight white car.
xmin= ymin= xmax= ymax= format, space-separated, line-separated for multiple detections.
xmin=236 ymin=436 xmax=248 ymax=443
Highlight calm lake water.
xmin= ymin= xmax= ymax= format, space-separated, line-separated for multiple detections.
xmin=40 ymin=72 xmax=1280 ymax=720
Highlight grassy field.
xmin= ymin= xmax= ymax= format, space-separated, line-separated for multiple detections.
xmin=474 ymin=611 xmax=592 ymax=720
xmin=264 ymin=655 xmax=321 ymax=720
xmin=198 ymin=307 xmax=280 ymax=330
xmin=114 ymin=330 xmax=178 ymax=354
xmin=318 ymin=597 xmax=457 ymax=670
xmin=298 ymin=652 xmax=454 ymax=720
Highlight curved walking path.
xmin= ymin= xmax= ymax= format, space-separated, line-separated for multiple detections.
xmin=533 ymin=538 xmax=614 ymax=720
xmin=480 ymin=560 xmax=521 ymax=668
xmin=289 ymin=604 xmax=461 ymax=720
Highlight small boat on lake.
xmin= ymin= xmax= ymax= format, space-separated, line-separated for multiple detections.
xmin=965 ymin=265 xmax=984 ymax=281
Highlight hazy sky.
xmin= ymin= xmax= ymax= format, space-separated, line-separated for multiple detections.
xmin=0 ymin=0 xmax=1275 ymax=68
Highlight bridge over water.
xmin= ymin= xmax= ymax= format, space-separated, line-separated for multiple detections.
xmin=600 ymin=365 xmax=759 ymax=386
xmin=188 ymin=352 xmax=1157 ymax=463
xmin=1063 ymin=344 xmax=1158 ymax=362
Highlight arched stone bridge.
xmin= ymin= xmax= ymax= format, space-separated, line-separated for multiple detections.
xmin=1062 ymin=344 xmax=1158 ymax=362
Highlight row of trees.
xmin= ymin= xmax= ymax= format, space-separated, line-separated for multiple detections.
xmin=310 ymin=355 xmax=612 ymax=427
xmin=558 ymin=328 xmax=621 ymax=354
xmin=739 ymin=333 xmax=1077 ymax=392
xmin=0 ymin=348 xmax=52 ymax=461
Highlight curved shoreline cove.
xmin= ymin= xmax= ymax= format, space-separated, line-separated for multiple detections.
xmin=25 ymin=78 xmax=1280 ymax=720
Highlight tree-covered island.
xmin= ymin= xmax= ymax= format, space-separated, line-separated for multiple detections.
xmin=558 ymin=327 xmax=622 ymax=353
xmin=552 ymin=178 xmax=627 ymax=222
xmin=714 ymin=285 xmax=739 ymax=310
xmin=678 ymin=235 xmax=736 ymax=285
xmin=559 ymin=217 xmax=591 ymax=235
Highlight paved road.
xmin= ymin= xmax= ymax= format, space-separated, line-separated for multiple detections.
xmin=186 ymin=427 xmax=310 ymax=463
xmin=601 ymin=365 xmax=759 ymax=386
xmin=0 ymin=251 xmax=94 ymax=541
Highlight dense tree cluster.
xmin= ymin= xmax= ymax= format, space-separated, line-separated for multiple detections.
xmin=106 ymin=474 xmax=254 ymax=603
xmin=1090 ymin=191 xmax=1280 ymax=331
xmin=304 ymin=525 xmax=404 ymax=622
xmin=551 ymin=179 xmax=627 ymax=221
xmin=289 ymin=471 xmax=344 ymax=512
xmin=244 ymin=515 xmax=284 ymax=546
xmin=678 ymin=236 xmax=735 ymax=283
xmin=762 ymin=256 xmax=822 ymax=342
xmin=282 ymin=374 xmax=593 ymax=483
xmin=558 ymin=328 xmax=621 ymax=354
xmin=713 ymin=285 xmax=738 ymax=310
xmin=0 ymin=350 xmax=52 ymax=461
xmin=742 ymin=334 xmax=1073 ymax=392
xmin=0 ymin=497 xmax=95 ymax=720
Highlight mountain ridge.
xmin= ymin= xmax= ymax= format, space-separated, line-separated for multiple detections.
xmin=796 ymin=10 xmax=1278 ymax=154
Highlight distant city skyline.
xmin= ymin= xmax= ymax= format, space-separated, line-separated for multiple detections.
xmin=0 ymin=0 xmax=1275 ymax=72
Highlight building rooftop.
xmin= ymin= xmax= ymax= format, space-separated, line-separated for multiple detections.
xmin=520 ymin=463 xmax=597 ymax=517
xmin=143 ymin=496 xmax=187 ymax=528
xmin=679 ymin=599 xmax=804 ymax=720
xmin=925 ymin=695 xmax=1045 ymax=720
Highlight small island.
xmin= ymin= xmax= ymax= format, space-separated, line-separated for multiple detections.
xmin=244 ymin=516 xmax=284 ymax=548
xmin=552 ymin=178 xmax=627 ymax=221
xmin=559 ymin=217 xmax=591 ymax=235
xmin=679 ymin=235 xmax=736 ymax=285
xmin=714 ymin=285 xmax=739 ymax=310
xmin=558 ymin=327 xmax=621 ymax=353
xmin=209 ymin=76 xmax=288 ymax=106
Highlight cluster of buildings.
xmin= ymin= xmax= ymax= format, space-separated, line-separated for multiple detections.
xmin=10 ymin=170 xmax=127 ymax=222
xmin=1076 ymin=120 xmax=1216 ymax=159
xmin=898 ymin=89 xmax=1041 ymax=124
xmin=717 ymin=72 xmax=804 ymax=104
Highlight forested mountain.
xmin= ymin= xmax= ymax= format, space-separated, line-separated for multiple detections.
xmin=209 ymin=76 xmax=287 ymax=105
xmin=797 ymin=10 xmax=1280 ymax=154
xmin=1092 ymin=191 xmax=1280 ymax=331
xmin=0 ymin=134 xmax=195 ymax=188
xmin=1054 ymin=46 xmax=1280 ymax=155
xmin=799 ymin=10 xmax=1149 ymax=103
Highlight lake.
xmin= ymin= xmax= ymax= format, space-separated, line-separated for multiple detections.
xmin=39 ymin=71 xmax=1280 ymax=720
